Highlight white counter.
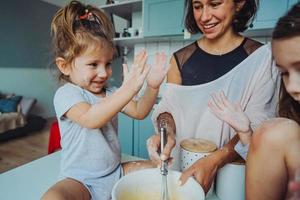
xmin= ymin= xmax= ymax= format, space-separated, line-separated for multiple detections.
xmin=0 ymin=151 xmax=219 ymax=200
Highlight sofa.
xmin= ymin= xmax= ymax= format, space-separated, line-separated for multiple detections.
xmin=0 ymin=93 xmax=46 ymax=141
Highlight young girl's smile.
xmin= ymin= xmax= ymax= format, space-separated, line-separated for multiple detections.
xmin=70 ymin=44 xmax=114 ymax=95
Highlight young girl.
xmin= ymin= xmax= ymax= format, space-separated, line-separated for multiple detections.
xmin=42 ymin=1 xmax=168 ymax=200
xmin=209 ymin=3 xmax=300 ymax=199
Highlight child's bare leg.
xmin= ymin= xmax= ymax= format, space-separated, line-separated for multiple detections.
xmin=122 ymin=160 xmax=156 ymax=175
xmin=246 ymin=119 xmax=300 ymax=200
xmin=41 ymin=178 xmax=91 ymax=200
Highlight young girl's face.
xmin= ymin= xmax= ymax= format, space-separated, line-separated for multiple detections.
xmin=69 ymin=44 xmax=114 ymax=95
xmin=272 ymin=36 xmax=300 ymax=103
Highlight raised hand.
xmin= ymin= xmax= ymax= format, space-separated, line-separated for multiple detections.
xmin=208 ymin=91 xmax=251 ymax=133
xmin=146 ymin=52 xmax=168 ymax=89
xmin=122 ymin=50 xmax=150 ymax=93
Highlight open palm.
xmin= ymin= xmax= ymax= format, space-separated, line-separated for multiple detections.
xmin=146 ymin=52 xmax=168 ymax=89
xmin=122 ymin=50 xmax=150 ymax=93
xmin=208 ymin=91 xmax=250 ymax=133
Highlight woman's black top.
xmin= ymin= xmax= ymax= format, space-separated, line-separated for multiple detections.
xmin=173 ymin=38 xmax=263 ymax=85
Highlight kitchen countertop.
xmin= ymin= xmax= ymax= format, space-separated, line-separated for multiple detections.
xmin=0 ymin=151 xmax=219 ymax=200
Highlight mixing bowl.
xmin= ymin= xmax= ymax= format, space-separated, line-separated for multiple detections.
xmin=112 ymin=168 xmax=204 ymax=200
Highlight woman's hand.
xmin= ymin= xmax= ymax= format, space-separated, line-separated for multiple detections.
xmin=208 ymin=91 xmax=251 ymax=133
xmin=122 ymin=50 xmax=150 ymax=93
xmin=146 ymin=52 xmax=168 ymax=89
xmin=179 ymin=156 xmax=218 ymax=194
xmin=146 ymin=133 xmax=176 ymax=167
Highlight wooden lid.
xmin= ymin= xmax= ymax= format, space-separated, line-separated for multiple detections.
xmin=180 ymin=138 xmax=217 ymax=153
xmin=231 ymin=158 xmax=245 ymax=165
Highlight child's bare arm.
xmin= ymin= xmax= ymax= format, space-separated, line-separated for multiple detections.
xmin=208 ymin=91 xmax=252 ymax=145
xmin=65 ymin=51 xmax=150 ymax=129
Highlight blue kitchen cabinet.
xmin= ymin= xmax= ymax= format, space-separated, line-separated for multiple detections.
xmin=133 ymin=112 xmax=155 ymax=159
xmin=250 ymin=0 xmax=289 ymax=30
xmin=118 ymin=113 xmax=134 ymax=155
xmin=143 ymin=0 xmax=185 ymax=37
xmin=289 ymin=0 xmax=299 ymax=7
xmin=118 ymin=111 xmax=155 ymax=159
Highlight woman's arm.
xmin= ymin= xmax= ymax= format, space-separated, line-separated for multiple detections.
xmin=167 ymin=56 xmax=182 ymax=84
xmin=179 ymin=134 xmax=241 ymax=193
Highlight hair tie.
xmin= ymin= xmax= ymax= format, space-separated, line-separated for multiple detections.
xmin=79 ymin=9 xmax=92 ymax=20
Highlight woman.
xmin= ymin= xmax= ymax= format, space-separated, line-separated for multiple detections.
xmin=146 ymin=0 xmax=279 ymax=194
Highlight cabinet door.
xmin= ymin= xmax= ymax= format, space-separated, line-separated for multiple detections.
xmin=118 ymin=113 xmax=134 ymax=155
xmin=250 ymin=0 xmax=289 ymax=30
xmin=288 ymin=0 xmax=299 ymax=8
xmin=134 ymin=112 xmax=155 ymax=159
xmin=143 ymin=0 xmax=185 ymax=37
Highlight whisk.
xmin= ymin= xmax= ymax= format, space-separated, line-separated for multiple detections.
xmin=160 ymin=127 xmax=170 ymax=200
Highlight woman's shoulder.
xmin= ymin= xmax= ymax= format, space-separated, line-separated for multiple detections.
xmin=173 ymin=41 xmax=198 ymax=56
xmin=243 ymin=37 xmax=264 ymax=55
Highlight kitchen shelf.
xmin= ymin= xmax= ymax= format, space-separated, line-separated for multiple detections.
xmin=100 ymin=0 xmax=142 ymax=21
xmin=112 ymin=33 xmax=200 ymax=48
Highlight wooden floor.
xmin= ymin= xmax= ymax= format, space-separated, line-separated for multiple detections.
xmin=0 ymin=118 xmax=55 ymax=173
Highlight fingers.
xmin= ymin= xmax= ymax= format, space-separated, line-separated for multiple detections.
xmin=208 ymin=99 xmax=220 ymax=114
xmin=161 ymin=135 xmax=176 ymax=161
xmin=220 ymin=91 xmax=230 ymax=107
xmin=157 ymin=52 xmax=167 ymax=70
xmin=122 ymin=63 xmax=129 ymax=80
xmin=140 ymin=64 xmax=151 ymax=81
xmin=179 ymin=167 xmax=195 ymax=186
xmin=146 ymin=134 xmax=161 ymax=166
xmin=132 ymin=50 xmax=147 ymax=73
xmin=211 ymin=92 xmax=225 ymax=110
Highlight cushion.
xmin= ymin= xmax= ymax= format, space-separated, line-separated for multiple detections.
xmin=19 ymin=97 xmax=36 ymax=117
xmin=0 ymin=96 xmax=23 ymax=113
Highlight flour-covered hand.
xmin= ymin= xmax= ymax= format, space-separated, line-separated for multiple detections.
xmin=146 ymin=52 xmax=168 ymax=89
xmin=208 ymin=91 xmax=251 ymax=133
xmin=122 ymin=50 xmax=150 ymax=93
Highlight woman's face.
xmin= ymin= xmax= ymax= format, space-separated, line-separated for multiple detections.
xmin=272 ymin=36 xmax=300 ymax=103
xmin=192 ymin=0 xmax=239 ymax=39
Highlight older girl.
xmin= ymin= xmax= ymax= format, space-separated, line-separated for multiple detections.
xmin=209 ymin=3 xmax=300 ymax=199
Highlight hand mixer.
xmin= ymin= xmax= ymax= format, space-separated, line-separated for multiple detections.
xmin=160 ymin=127 xmax=170 ymax=200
